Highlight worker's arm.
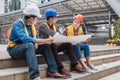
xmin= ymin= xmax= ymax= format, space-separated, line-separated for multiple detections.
xmin=63 ymin=28 xmax=67 ymax=36
xmin=39 ymin=24 xmax=56 ymax=37
xmin=13 ymin=22 xmax=37 ymax=43
xmin=13 ymin=22 xmax=53 ymax=44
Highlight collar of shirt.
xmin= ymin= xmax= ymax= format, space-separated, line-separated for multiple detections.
xmin=46 ymin=22 xmax=54 ymax=29
xmin=22 ymin=18 xmax=32 ymax=27
xmin=74 ymin=27 xmax=79 ymax=36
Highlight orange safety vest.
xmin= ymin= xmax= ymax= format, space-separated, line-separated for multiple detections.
xmin=66 ymin=25 xmax=83 ymax=37
xmin=44 ymin=22 xmax=57 ymax=39
xmin=7 ymin=19 xmax=37 ymax=48
xmin=6 ymin=27 xmax=12 ymax=38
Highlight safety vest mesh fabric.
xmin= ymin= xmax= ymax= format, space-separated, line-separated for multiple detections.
xmin=44 ymin=22 xmax=57 ymax=39
xmin=66 ymin=25 xmax=83 ymax=37
xmin=6 ymin=27 xmax=12 ymax=38
xmin=7 ymin=19 xmax=37 ymax=48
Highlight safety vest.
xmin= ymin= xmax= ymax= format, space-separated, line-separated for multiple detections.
xmin=44 ymin=22 xmax=57 ymax=39
xmin=7 ymin=19 xmax=37 ymax=48
xmin=66 ymin=25 xmax=83 ymax=37
xmin=6 ymin=27 xmax=12 ymax=38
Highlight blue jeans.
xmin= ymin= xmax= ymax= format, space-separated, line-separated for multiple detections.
xmin=36 ymin=44 xmax=58 ymax=73
xmin=9 ymin=43 xmax=58 ymax=79
xmin=9 ymin=43 xmax=39 ymax=79
xmin=73 ymin=43 xmax=91 ymax=59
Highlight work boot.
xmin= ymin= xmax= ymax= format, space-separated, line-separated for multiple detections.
xmin=48 ymin=72 xmax=66 ymax=78
xmin=33 ymin=77 xmax=42 ymax=80
xmin=59 ymin=67 xmax=71 ymax=78
xmin=71 ymin=64 xmax=86 ymax=73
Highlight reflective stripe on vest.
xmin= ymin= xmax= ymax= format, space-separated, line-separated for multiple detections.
xmin=8 ymin=19 xmax=37 ymax=48
xmin=66 ymin=25 xmax=83 ymax=37
xmin=44 ymin=22 xmax=57 ymax=39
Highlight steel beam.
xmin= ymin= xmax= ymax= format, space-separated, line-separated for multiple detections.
xmin=38 ymin=0 xmax=70 ymax=8
xmin=106 ymin=0 xmax=120 ymax=18
xmin=0 ymin=0 xmax=70 ymax=17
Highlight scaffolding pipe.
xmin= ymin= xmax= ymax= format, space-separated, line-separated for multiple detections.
xmin=108 ymin=10 xmax=112 ymax=38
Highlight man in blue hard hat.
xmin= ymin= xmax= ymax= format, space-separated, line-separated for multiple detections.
xmin=38 ymin=8 xmax=86 ymax=78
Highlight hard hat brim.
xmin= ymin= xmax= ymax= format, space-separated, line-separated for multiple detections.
xmin=38 ymin=14 xmax=42 ymax=18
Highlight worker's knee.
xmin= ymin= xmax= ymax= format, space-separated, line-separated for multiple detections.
xmin=25 ymin=43 xmax=34 ymax=49
xmin=64 ymin=42 xmax=72 ymax=47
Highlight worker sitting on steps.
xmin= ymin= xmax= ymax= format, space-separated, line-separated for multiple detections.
xmin=7 ymin=5 xmax=65 ymax=80
xmin=38 ymin=8 xmax=86 ymax=78
xmin=63 ymin=14 xmax=98 ymax=74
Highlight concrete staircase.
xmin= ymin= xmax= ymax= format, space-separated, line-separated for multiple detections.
xmin=0 ymin=45 xmax=120 ymax=80
xmin=99 ymin=71 xmax=120 ymax=80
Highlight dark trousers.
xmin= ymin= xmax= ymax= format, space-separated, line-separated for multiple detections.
xmin=50 ymin=43 xmax=78 ymax=71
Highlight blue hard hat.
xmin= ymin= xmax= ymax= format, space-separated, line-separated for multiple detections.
xmin=45 ymin=8 xmax=58 ymax=19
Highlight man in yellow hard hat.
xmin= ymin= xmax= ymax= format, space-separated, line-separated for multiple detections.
xmin=63 ymin=14 xmax=97 ymax=73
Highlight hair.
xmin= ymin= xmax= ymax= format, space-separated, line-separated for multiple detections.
xmin=47 ymin=16 xmax=54 ymax=21
xmin=65 ymin=25 xmax=69 ymax=27
xmin=24 ymin=15 xmax=37 ymax=19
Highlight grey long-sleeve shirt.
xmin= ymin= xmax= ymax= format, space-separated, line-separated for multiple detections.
xmin=38 ymin=22 xmax=60 ymax=39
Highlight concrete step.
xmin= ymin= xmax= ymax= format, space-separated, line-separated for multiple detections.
xmin=43 ymin=60 xmax=120 ymax=80
xmin=0 ymin=51 xmax=119 ymax=70
xmin=62 ymin=53 xmax=120 ymax=67
xmin=87 ymin=53 xmax=120 ymax=66
xmin=0 ymin=60 xmax=120 ymax=80
xmin=98 ymin=71 xmax=120 ymax=80
xmin=0 ymin=45 xmax=120 ymax=70
xmin=88 ymin=37 xmax=109 ymax=45
xmin=1 ymin=45 xmax=119 ymax=60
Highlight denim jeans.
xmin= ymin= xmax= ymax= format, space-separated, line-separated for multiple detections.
xmin=36 ymin=44 xmax=58 ymax=73
xmin=9 ymin=43 xmax=58 ymax=79
xmin=9 ymin=43 xmax=39 ymax=79
xmin=73 ymin=43 xmax=91 ymax=59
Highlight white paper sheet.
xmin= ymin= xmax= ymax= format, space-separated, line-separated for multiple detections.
xmin=53 ymin=32 xmax=91 ymax=45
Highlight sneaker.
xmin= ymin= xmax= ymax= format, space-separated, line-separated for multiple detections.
xmin=84 ymin=67 xmax=93 ymax=74
xmin=88 ymin=64 xmax=98 ymax=71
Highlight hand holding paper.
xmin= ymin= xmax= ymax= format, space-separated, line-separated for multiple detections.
xmin=53 ymin=32 xmax=91 ymax=45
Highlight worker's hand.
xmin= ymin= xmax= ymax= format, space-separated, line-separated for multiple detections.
xmin=36 ymin=38 xmax=53 ymax=45
xmin=35 ymin=43 xmax=38 ymax=49
xmin=44 ymin=38 xmax=53 ymax=44
xmin=61 ymin=35 xmax=67 ymax=37
xmin=85 ymin=38 xmax=91 ymax=43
